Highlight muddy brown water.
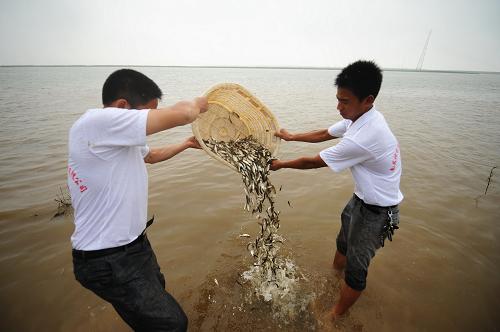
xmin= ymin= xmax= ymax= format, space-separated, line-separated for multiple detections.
xmin=0 ymin=67 xmax=499 ymax=331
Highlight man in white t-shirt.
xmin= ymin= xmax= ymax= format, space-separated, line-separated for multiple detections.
xmin=69 ymin=69 xmax=207 ymax=331
xmin=270 ymin=61 xmax=403 ymax=320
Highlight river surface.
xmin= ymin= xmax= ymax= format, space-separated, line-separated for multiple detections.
xmin=0 ymin=66 xmax=499 ymax=331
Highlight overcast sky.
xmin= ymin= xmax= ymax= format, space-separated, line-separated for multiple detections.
xmin=1 ymin=0 xmax=499 ymax=71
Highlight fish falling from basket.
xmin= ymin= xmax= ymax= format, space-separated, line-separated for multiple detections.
xmin=191 ymin=83 xmax=280 ymax=170
xmin=192 ymin=85 xmax=296 ymax=301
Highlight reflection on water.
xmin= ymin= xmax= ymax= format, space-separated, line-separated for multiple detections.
xmin=0 ymin=67 xmax=499 ymax=331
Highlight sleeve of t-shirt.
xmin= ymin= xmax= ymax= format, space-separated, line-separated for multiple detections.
xmin=87 ymin=108 xmax=150 ymax=147
xmin=327 ymin=120 xmax=351 ymax=138
xmin=319 ymin=137 xmax=372 ymax=172
xmin=140 ymin=145 xmax=150 ymax=158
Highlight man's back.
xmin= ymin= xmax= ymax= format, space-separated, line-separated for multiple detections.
xmin=69 ymin=69 xmax=207 ymax=331
xmin=68 ymin=107 xmax=150 ymax=250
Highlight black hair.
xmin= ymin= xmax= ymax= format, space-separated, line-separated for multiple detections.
xmin=335 ymin=60 xmax=383 ymax=101
xmin=102 ymin=69 xmax=162 ymax=108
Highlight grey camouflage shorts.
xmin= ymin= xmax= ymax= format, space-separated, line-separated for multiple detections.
xmin=336 ymin=194 xmax=400 ymax=291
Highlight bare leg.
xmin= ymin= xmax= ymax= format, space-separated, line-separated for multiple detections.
xmin=332 ymin=250 xmax=346 ymax=270
xmin=331 ymin=282 xmax=362 ymax=320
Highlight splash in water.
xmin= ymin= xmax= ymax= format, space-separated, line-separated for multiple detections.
xmin=203 ymin=137 xmax=311 ymax=319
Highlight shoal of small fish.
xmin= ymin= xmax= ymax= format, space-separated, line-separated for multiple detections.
xmin=203 ymin=136 xmax=284 ymax=282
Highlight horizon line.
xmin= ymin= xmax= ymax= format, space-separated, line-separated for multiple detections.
xmin=0 ymin=64 xmax=498 ymax=74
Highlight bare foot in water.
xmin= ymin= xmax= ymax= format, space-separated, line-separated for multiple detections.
xmin=317 ymin=310 xmax=336 ymax=331
xmin=330 ymin=305 xmax=342 ymax=322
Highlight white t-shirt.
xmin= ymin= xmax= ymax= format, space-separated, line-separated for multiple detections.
xmin=319 ymin=107 xmax=403 ymax=207
xmin=68 ymin=107 xmax=150 ymax=250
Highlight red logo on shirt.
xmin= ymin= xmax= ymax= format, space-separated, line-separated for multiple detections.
xmin=389 ymin=145 xmax=400 ymax=171
xmin=68 ymin=166 xmax=88 ymax=193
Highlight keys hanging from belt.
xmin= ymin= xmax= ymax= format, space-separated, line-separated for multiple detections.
xmin=380 ymin=210 xmax=399 ymax=247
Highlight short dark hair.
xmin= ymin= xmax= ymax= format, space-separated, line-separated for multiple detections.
xmin=102 ymin=69 xmax=162 ymax=108
xmin=335 ymin=60 xmax=383 ymax=101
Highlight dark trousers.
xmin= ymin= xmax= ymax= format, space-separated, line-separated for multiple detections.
xmin=73 ymin=235 xmax=187 ymax=332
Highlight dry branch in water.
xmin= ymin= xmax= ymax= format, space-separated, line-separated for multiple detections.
xmin=474 ymin=166 xmax=497 ymax=207
xmin=53 ymin=187 xmax=72 ymax=218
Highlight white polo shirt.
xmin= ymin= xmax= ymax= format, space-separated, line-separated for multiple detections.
xmin=68 ymin=107 xmax=151 ymax=250
xmin=319 ymin=107 xmax=403 ymax=207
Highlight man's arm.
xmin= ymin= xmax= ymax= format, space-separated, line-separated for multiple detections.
xmin=146 ymin=97 xmax=208 ymax=136
xmin=144 ymin=137 xmax=201 ymax=164
xmin=270 ymin=155 xmax=327 ymax=171
xmin=275 ymin=128 xmax=336 ymax=143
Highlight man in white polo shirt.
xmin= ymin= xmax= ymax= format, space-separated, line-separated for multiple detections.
xmin=68 ymin=69 xmax=207 ymax=331
xmin=270 ymin=60 xmax=403 ymax=319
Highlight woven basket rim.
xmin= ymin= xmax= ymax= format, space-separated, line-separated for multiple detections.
xmin=192 ymin=83 xmax=280 ymax=171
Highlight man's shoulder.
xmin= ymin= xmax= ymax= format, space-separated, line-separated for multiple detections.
xmin=70 ymin=108 xmax=109 ymax=139
xmin=73 ymin=107 xmax=128 ymax=128
xmin=73 ymin=108 xmax=102 ymax=123
xmin=359 ymin=109 xmax=391 ymax=133
xmin=350 ymin=111 xmax=396 ymax=148
xmin=83 ymin=107 xmax=117 ymax=121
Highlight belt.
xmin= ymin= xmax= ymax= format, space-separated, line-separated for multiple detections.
xmin=72 ymin=233 xmax=146 ymax=259
xmin=72 ymin=215 xmax=155 ymax=260
xmin=353 ymin=194 xmax=398 ymax=211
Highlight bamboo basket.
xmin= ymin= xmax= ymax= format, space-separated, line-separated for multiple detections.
xmin=192 ymin=83 xmax=280 ymax=170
